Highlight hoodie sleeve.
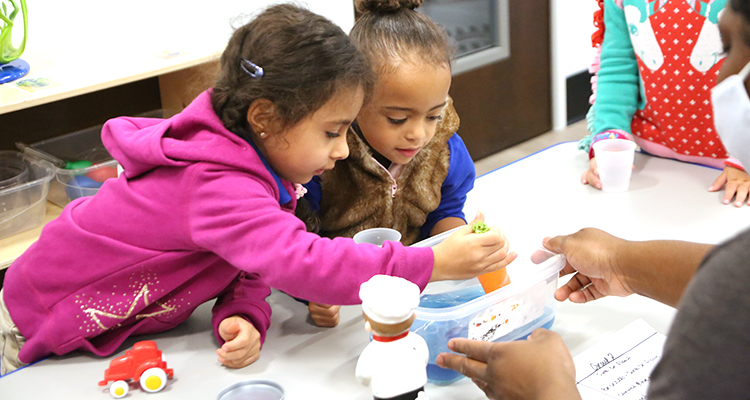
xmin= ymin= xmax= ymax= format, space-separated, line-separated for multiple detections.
xmin=421 ymin=133 xmax=475 ymax=238
xmin=186 ymin=166 xmax=434 ymax=306
xmin=211 ymin=272 xmax=272 ymax=346
xmin=586 ymin=0 xmax=641 ymax=147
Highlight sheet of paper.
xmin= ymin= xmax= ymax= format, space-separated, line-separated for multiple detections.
xmin=574 ymin=318 xmax=666 ymax=400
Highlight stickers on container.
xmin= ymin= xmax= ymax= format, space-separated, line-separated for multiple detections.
xmin=468 ymin=281 xmax=546 ymax=342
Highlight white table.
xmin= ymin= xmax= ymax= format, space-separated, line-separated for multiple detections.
xmin=1 ymin=142 xmax=748 ymax=399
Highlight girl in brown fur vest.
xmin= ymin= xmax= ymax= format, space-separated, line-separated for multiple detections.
xmin=296 ymin=0 xmax=517 ymax=327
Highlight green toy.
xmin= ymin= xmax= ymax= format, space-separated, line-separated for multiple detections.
xmin=471 ymin=221 xmax=490 ymax=234
xmin=0 ymin=0 xmax=27 ymax=64
xmin=64 ymin=160 xmax=93 ymax=170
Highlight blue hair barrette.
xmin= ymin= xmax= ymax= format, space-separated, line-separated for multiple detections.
xmin=240 ymin=59 xmax=264 ymax=79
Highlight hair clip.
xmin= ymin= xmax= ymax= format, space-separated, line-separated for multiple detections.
xmin=240 ymin=59 xmax=264 ymax=79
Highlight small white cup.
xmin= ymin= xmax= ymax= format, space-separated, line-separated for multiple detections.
xmin=353 ymin=228 xmax=402 ymax=247
xmin=593 ymin=139 xmax=636 ymax=192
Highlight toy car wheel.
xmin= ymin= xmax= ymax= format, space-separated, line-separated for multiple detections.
xmin=139 ymin=367 xmax=167 ymax=393
xmin=109 ymin=380 xmax=129 ymax=399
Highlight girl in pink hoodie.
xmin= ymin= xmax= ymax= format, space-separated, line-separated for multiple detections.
xmin=0 ymin=4 xmax=512 ymax=376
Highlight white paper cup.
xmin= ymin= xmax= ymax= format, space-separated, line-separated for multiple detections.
xmin=353 ymin=228 xmax=402 ymax=247
xmin=593 ymin=139 xmax=636 ymax=192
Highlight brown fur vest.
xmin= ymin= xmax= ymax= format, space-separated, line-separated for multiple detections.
xmin=296 ymin=99 xmax=460 ymax=245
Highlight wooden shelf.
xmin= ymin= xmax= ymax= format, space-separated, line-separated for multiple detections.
xmin=0 ymin=0 xmax=354 ymax=115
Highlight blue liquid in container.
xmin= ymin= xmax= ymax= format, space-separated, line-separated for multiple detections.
xmin=418 ymin=285 xmax=486 ymax=309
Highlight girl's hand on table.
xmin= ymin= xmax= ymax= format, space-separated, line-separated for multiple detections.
xmin=217 ymin=316 xmax=261 ymax=368
xmin=709 ymin=166 xmax=750 ymax=207
xmin=309 ymin=302 xmax=341 ymax=327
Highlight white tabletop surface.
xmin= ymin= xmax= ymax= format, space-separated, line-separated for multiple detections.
xmin=1 ymin=142 xmax=749 ymax=399
xmin=0 ymin=0 xmax=355 ymax=114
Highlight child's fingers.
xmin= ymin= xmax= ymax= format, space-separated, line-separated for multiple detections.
xmin=220 ymin=322 xmax=259 ymax=353
xmin=735 ymin=186 xmax=749 ymax=207
xmin=587 ymin=169 xmax=602 ymax=189
xmin=469 ymin=210 xmax=485 ymax=224
xmin=487 ymin=250 xmax=516 ymax=271
xmin=220 ymin=338 xmax=260 ymax=359
xmin=218 ymin=332 xmax=260 ymax=361
xmin=218 ymin=319 xmax=241 ymax=342
xmin=723 ymin=181 xmax=739 ymax=205
xmin=309 ymin=303 xmax=341 ymax=327
xmin=708 ymin=171 xmax=727 ymax=192
xmin=219 ymin=346 xmax=261 ymax=368
xmin=465 ymin=227 xmax=504 ymax=247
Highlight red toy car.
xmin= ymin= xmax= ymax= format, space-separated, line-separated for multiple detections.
xmin=98 ymin=341 xmax=174 ymax=398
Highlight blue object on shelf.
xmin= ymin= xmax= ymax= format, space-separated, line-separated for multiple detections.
xmin=65 ymin=175 xmax=104 ymax=201
xmin=0 ymin=59 xmax=30 ymax=84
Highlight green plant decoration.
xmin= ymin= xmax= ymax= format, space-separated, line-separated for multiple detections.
xmin=472 ymin=221 xmax=490 ymax=234
xmin=0 ymin=0 xmax=27 ymax=64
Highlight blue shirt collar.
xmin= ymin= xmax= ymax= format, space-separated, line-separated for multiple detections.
xmin=245 ymin=137 xmax=292 ymax=205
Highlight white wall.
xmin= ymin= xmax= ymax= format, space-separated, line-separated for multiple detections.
xmin=551 ymin=0 xmax=600 ymax=130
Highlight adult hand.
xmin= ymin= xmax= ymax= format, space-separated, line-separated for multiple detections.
xmin=217 ymin=316 xmax=261 ymax=368
xmin=581 ymin=158 xmax=602 ymax=189
xmin=544 ymin=228 xmax=634 ymax=303
xmin=709 ymin=166 xmax=750 ymax=207
xmin=431 ymin=211 xmax=517 ymax=282
xmin=436 ymin=329 xmax=580 ymax=400
xmin=308 ymin=302 xmax=341 ymax=327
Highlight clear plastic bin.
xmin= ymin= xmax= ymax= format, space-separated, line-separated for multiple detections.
xmin=0 ymin=152 xmax=54 ymax=240
xmin=410 ymin=231 xmax=566 ymax=384
xmin=24 ymin=125 xmax=119 ymax=207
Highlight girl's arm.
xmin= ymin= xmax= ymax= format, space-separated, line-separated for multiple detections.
xmin=187 ymin=167 xmax=434 ymax=306
xmin=582 ymin=0 xmax=641 ymax=154
xmin=424 ymin=133 xmax=476 ymax=237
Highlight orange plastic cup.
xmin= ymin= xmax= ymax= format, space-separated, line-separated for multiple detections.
xmin=478 ymin=267 xmax=510 ymax=293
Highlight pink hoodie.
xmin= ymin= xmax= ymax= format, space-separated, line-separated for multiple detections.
xmin=4 ymin=91 xmax=433 ymax=364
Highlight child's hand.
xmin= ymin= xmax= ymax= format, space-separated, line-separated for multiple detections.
xmin=581 ymin=158 xmax=602 ymax=189
xmin=709 ymin=166 xmax=750 ymax=207
xmin=217 ymin=316 xmax=261 ymax=368
xmin=308 ymin=302 xmax=341 ymax=327
xmin=437 ymin=329 xmax=580 ymax=400
xmin=430 ymin=211 xmax=517 ymax=282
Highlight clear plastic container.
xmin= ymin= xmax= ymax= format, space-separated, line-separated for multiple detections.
xmin=410 ymin=232 xmax=566 ymax=384
xmin=23 ymin=125 xmax=119 ymax=207
xmin=0 ymin=152 xmax=54 ymax=240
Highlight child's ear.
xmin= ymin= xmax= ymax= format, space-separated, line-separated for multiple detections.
xmin=246 ymin=99 xmax=280 ymax=138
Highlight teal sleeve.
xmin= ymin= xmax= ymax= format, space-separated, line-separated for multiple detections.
xmin=584 ymin=0 xmax=642 ymax=150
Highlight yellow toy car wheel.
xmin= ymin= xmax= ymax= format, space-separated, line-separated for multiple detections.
xmin=109 ymin=380 xmax=129 ymax=399
xmin=139 ymin=367 xmax=167 ymax=393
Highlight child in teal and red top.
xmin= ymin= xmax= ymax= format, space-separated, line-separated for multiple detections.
xmin=581 ymin=0 xmax=750 ymax=207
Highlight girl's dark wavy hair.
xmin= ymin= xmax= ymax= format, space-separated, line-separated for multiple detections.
xmin=350 ymin=0 xmax=454 ymax=75
xmin=212 ymin=4 xmax=373 ymax=138
xmin=731 ymin=0 xmax=750 ymax=46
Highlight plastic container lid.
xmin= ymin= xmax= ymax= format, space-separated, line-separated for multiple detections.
xmin=416 ymin=248 xmax=565 ymax=320
xmin=217 ymin=380 xmax=285 ymax=400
